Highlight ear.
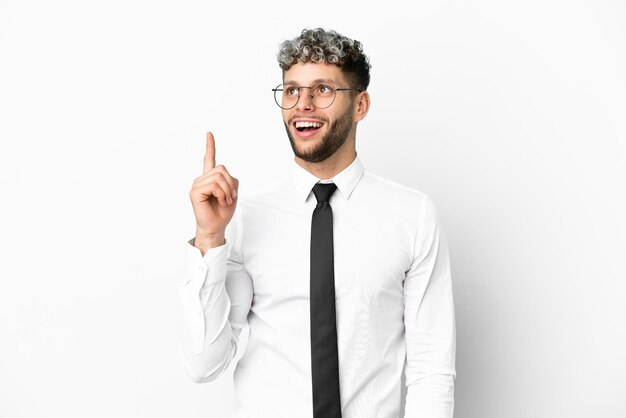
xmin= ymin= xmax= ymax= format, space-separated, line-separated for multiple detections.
xmin=353 ymin=90 xmax=370 ymax=123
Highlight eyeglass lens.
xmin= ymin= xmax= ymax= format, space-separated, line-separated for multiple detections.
xmin=273 ymin=84 xmax=336 ymax=110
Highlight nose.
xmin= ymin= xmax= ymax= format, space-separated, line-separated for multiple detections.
xmin=295 ymin=87 xmax=315 ymax=112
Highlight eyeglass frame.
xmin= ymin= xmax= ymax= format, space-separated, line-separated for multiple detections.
xmin=271 ymin=83 xmax=364 ymax=110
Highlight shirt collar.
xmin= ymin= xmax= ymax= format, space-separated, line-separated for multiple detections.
xmin=289 ymin=152 xmax=365 ymax=202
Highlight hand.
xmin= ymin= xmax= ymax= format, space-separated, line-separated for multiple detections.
xmin=189 ymin=132 xmax=239 ymax=240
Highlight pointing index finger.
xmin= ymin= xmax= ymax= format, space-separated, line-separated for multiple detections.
xmin=204 ymin=132 xmax=216 ymax=174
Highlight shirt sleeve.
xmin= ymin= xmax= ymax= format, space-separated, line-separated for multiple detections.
xmin=403 ymin=195 xmax=456 ymax=417
xmin=177 ymin=205 xmax=253 ymax=383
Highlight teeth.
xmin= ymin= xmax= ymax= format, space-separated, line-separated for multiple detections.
xmin=295 ymin=121 xmax=322 ymax=128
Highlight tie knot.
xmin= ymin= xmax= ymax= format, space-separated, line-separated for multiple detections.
xmin=312 ymin=182 xmax=337 ymax=203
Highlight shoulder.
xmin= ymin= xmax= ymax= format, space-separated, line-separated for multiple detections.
xmin=360 ymin=168 xmax=443 ymax=228
xmin=361 ymin=168 xmax=431 ymax=206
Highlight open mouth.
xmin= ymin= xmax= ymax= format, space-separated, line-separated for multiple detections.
xmin=293 ymin=120 xmax=324 ymax=136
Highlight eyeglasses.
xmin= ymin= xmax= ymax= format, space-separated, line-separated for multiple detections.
xmin=272 ymin=83 xmax=363 ymax=110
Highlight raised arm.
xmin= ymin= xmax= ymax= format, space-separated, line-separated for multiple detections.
xmin=177 ymin=132 xmax=252 ymax=383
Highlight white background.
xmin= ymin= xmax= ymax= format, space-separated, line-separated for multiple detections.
xmin=1 ymin=1 xmax=625 ymax=417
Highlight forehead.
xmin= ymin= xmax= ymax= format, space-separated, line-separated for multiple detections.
xmin=282 ymin=62 xmax=347 ymax=85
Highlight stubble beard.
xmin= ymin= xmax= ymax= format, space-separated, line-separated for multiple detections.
xmin=284 ymin=105 xmax=354 ymax=163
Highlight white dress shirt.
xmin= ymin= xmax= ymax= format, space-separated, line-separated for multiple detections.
xmin=178 ymin=153 xmax=456 ymax=418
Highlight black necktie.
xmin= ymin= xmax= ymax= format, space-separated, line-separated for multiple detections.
xmin=310 ymin=182 xmax=342 ymax=418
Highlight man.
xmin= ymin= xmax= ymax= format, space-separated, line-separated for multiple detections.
xmin=179 ymin=28 xmax=456 ymax=418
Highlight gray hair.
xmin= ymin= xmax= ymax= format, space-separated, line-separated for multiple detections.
xmin=277 ymin=28 xmax=371 ymax=91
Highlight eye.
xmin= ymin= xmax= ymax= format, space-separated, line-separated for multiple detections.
xmin=285 ymin=87 xmax=299 ymax=96
xmin=315 ymin=84 xmax=334 ymax=96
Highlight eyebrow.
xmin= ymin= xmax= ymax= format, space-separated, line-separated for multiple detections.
xmin=283 ymin=78 xmax=338 ymax=86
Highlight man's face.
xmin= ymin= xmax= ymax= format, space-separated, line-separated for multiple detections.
xmin=281 ymin=62 xmax=356 ymax=163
